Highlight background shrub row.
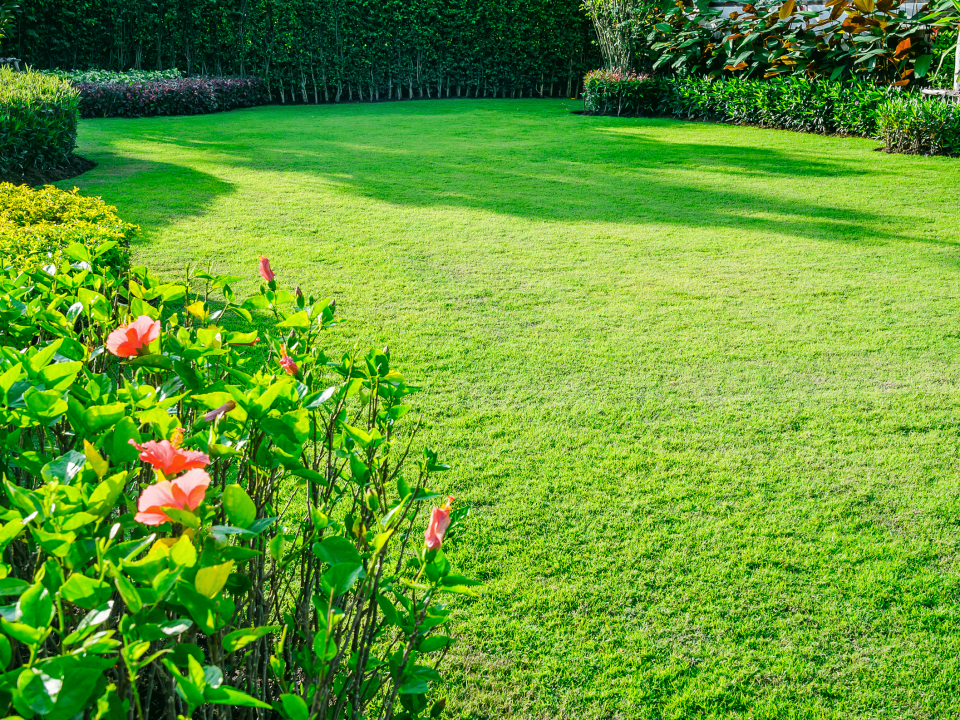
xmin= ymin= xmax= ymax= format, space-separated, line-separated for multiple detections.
xmin=75 ymin=76 xmax=269 ymax=118
xmin=583 ymin=70 xmax=960 ymax=155
xmin=5 ymin=0 xmax=598 ymax=103
xmin=0 ymin=68 xmax=78 ymax=174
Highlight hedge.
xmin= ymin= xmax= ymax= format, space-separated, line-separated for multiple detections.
xmin=75 ymin=76 xmax=269 ymax=118
xmin=582 ymin=71 xmax=960 ymax=155
xmin=583 ymin=71 xmax=902 ymax=136
xmin=5 ymin=0 xmax=596 ymax=103
xmin=0 ymin=68 xmax=79 ymax=174
xmin=0 ymin=183 xmax=135 ymax=270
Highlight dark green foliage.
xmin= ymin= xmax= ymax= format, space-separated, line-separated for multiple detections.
xmin=0 ymin=68 xmax=79 ymax=174
xmin=584 ymin=70 xmax=905 ymax=139
xmin=5 ymin=0 xmax=597 ymax=102
xmin=878 ymin=94 xmax=960 ymax=154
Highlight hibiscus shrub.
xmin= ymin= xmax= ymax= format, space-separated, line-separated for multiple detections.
xmin=0 ymin=243 xmax=475 ymax=719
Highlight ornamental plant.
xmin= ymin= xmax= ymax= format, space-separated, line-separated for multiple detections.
xmin=0 ymin=240 xmax=475 ymax=719
xmin=0 ymin=68 xmax=79 ymax=174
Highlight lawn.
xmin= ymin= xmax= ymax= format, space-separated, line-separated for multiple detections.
xmin=62 ymin=99 xmax=960 ymax=719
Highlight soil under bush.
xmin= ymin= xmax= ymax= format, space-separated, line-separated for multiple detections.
xmin=0 ymin=154 xmax=97 ymax=187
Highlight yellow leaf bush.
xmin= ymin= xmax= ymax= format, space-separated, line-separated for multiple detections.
xmin=0 ymin=182 xmax=136 ymax=270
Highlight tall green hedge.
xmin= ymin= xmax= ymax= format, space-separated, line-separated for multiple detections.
xmin=5 ymin=0 xmax=597 ymax=102
xmin=0 ymin=68 xmax=79 ymax=174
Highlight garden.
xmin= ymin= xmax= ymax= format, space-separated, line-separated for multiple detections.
xmin=3 ymin=0 xmax=960 ymax=719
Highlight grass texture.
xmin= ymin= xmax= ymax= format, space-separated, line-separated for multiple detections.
xmin=62 ymin=99 xmax=960 ymax=719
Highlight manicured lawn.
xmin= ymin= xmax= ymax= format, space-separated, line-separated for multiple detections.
xmin=64 ymin=99 xmax=960 ymax=719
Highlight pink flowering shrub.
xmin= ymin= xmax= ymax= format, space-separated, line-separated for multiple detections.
xmin=0 ymin=239 xmax=474 ymax=720
xmin=75 ymin=76 xmax=269 ymax=118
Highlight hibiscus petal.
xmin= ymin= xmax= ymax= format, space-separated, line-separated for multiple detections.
xmin=172 ymin=469 xmax=211 ymax=511
xmin=135 ymin=508 xmax=173 ymax=526
xmin=138 ymin=480 xmax=176 ymax=513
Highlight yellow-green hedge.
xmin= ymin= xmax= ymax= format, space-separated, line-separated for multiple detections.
xmin=0 ymin=183 xmax=135 ymax=270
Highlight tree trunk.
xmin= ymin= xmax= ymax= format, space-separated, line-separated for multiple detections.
xmin=954 ymin=25 xmax=960 ymax=91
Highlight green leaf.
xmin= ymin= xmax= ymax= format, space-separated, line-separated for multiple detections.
xmin=19 ymin=582 xmax=54 ymax=628
xmin=195 ymin=561 xmax=234 ymax=599
xmin=0 ymin=634 xmax=9 ymax=668
xmin=82 ymin=403 xmax=128 ymax=434
xmin=23 ymin=387 xmax=68 ymax=421
xmin=60 ymin=574 xmax=112 ymax=610
xmin=320 ymin=563 xmax=363 ymax=597
xmin=222 ymin=625 xmax=281 ymax=653
xmin=164 ymin=507 xmax=200 ymax=529
xmin=914 ymin=53 xmax=933 ymax=77
xmin=169 ymin=535 xmax=198 ymax=568
xmin=204 ymin=685 xmax=271 ymax=708
xmin=87 ymin=472 xmax=127 ymax=517
xmin=41 ymin=450 xmax=87 ymax=484
xmin=279 ymin=693 xmax=310 ymax=720
xmin=276 ymin=310 xmax=310 ymax=328
xmin=175 ymin=584 xmax=218 ymax=634
xmin=313 ymin=537 xmax=362 ymax=566
xmin=18 ymin=668 xmax=57 ymax=714
xmin=38 ymin=361 xmax=82 ymax=393
xmin=222 ymin=484 xmax=256 ymax=528
xmin=112 ymin=571 xmax=143 ymax=614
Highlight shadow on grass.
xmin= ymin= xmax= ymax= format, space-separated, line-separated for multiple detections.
xmin=88 ymin=102 xmax=951 ymax=247
xmin=60 ymin=149 xmax=237 ymax=242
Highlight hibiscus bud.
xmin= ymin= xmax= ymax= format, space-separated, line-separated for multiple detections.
xmin=425 ymin=496 xmax=454 ymax=550
xmin=259 ymin=255 xmax=275 ymax=283
xmin=204 ymin=400 xmax=236 ymax=423
xmin=279 ymin=353 xmax=299 ymax=376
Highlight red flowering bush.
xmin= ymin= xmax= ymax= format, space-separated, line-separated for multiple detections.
xmin=75 ymin=76 xmax=269 ymax=118
xmin=0 ymin=236 xmax=475 ymax=719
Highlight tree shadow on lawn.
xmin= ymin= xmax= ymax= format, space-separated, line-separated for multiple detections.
xmin=117 ymin=107 xmax=943 ymax=247
xmin=59 ymin=149 xmax=237 ymax=240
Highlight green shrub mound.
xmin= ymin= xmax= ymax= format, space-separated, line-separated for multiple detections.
xmin=877 ymin=94 xmax=960 ymax=155
xmin=0 ymin=183 xmax=135 ymax=270
xmin=583 ymin=71 xmax=960 ymax=155
xmin=0 ymin=68 xmax=80 ymax=174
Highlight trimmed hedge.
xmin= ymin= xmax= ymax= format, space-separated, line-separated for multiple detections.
xmin=877 ymin=95 xmax=960 ymax=156
xmin=0 ymin=68 xmax=79 ymax=174
xmin=76 ymin=76 xmax=269 ymax=118
xmin=0 ymin=183 xmax=135 ymax=270
xmin=582 ymin=71 xmax=960 ymax=155
xmin=583 ymin=71 xmax=900 ymax=137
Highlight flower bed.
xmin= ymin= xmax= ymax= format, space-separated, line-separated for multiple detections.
xmin=0 ymin=188 xmax=474 ymax=718
xmin=75 ymin=76 xmax=269 ymax=118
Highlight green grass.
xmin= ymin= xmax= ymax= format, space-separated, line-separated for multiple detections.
xmin=63 ymin=99 xmax=960 ymax=719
